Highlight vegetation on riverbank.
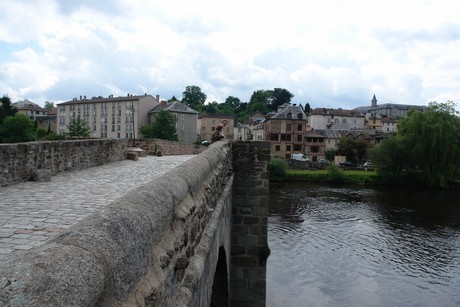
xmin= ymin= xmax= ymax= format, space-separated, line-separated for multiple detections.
xmin=286 ymin=166 xmax=379 ymax=185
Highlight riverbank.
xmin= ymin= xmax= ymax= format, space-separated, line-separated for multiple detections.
xmin=286 ymin=169 xmax=379 ymax=185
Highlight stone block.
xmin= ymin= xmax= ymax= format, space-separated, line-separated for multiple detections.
xmin=127 ymin=152 xmax=139 ymax=161
xmin=32 ymin=169 xmax=52 ymax=182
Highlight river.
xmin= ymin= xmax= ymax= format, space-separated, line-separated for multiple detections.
xmin=267 ymin=182 xmax=460 ymax=307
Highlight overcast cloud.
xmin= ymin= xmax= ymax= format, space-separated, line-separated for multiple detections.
xmin=1 ymin=0 xmax=459 ymax=110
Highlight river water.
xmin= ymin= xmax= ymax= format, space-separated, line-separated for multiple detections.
xmin=267 ymin=182 xmax=460 ymax=307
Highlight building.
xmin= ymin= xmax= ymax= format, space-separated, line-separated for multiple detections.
xmin=304 ymin=131 xmax=326 ymax=162
xmin=148 ymin=100 xmax=199 ymax=144
xmin=234 ymin=122 xmax=251 ymax=141
xmin=380 ymin=118 xmax=398 ymax=133
xmin=57 ymin=94 xmax=160 ymax=139
xmin=242 ymin=111 xmax=266 ymax=141
xmin=264 ymin=104 xmax=308 ymax=158
xmin=12 ymin=99 xmax=48 ymax=120
xmin=354 ymin=94 xmax=425 ymax=118
xmin=198 ymin=114 xmax=236 ymax=142
xmin=308 ymin=108 xmax=365 ymax=130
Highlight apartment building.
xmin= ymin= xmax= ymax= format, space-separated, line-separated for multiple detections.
xmin=57 ymin=94 xmax=160 ymax=139
xmin=308 ymin=108 xmax=365 ymax=130
xmin=264 ymin=104 xmax=308 ymax=158
xmin=148 ymin=100 xmax=198 ymax=144
xmin=198 ymin=114 xmax=235 ymax=142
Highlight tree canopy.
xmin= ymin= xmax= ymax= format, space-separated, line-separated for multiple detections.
xmin=0 ymin=113 xmax=36 ymax=143
xmin=370 ymin=101 xmax=460 ymax=187
xmin=140 ymin=110 xmax=178 ymax=141
xmin=182 ymin=85 xmax=207 ymax=110
xmin=0 ymin=95 xmax=17 ymax=124
xmin=44 ymin=101 xmax=55 ymax=111
xmin=67 ymin=116 xmax=90 ymax=138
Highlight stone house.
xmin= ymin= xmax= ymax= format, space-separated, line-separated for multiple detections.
xmin=308 ymin=108 xmax=365 ymax=130
xmin=148 ymin=100 xmax=199 ymax=144
xmin=264 ymin=104 xmax=308 ymax=158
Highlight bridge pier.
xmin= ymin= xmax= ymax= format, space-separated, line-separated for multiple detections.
xmin=231 ymin=141 xmax=270 ymax=307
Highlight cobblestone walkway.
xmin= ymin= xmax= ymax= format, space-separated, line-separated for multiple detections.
xmin=0 ymin=155 xmax=194 ymax=264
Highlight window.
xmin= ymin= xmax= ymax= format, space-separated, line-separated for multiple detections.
xmin=297 ymin=124 xmax=302 ymax=131
xmin=287 ymin=112 xmax=292 ymax=119
xmin=297 ymin=113 xmax=303 ymax=119
xmin=275 ymin=145 xmax=280 ymax=151
xmin=270 ymin=134 xmax=279 ymax=141
xmin=286 ymin=145 xmax=291 ymax=151
xmin=286 ymin=124 xmax=292 ymax=131
xmin=297 ymin=134 xmax=302 ymax=142
xmin=293 ymin=145 xmax=301 ymax=151
xmin=286 ymin=134 xmax=291 ymax=141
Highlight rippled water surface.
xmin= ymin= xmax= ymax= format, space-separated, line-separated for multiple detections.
xmin=267 ymin=182 xmax=460 ymax=307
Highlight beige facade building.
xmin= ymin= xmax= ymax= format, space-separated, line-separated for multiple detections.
xmin=198 ymin=114 xmax=235 ymax=142
xmin=57 ymin=94 xmax=160 ymax=139
xmin=264 ymin=104 xmax=308 ymax=158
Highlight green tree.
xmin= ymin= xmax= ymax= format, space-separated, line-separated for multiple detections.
xmin=370 ymin=101 xmax=460 ymax=187
xmin=44 ymin=101 xmax=55 ymax=111
xmin=304 ymin=102 xmax=311 ymax=115
xmin=168 ymin=95 xmax=179 ymax=102
xmin=336 ymin=137 xmax=369 ymax=163
xmin=182 ymin=85 xmax=207 ymax=110
xmin=67 ymin=116 xmax=90 ymax=138
xmin=400 ymin=101 xmax=460 ymax=186
xmin=269 ymin=157 xmax=287 ymax=181
xmin=0 ymin=95 xmax=17 ymax=124
xmin=140 ymin=110 xmax=178 ymax=141
xmin=0 ymin=113 xmax=36 ymax=143
xmin=270 ymin=88 xmax=294 ymax=111
xmin=224 ymin=96 xmax=241 ymax=109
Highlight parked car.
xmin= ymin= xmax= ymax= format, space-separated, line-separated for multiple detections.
xmin=319 ymin=159 xmax=330 ymax=165
xmin=363 ymin=161 xmax=374 ymax=171
xmin=291 ymin=153 xmax=309 ymax=162
xmin=339 ymin=161 xmax=356 ymax=167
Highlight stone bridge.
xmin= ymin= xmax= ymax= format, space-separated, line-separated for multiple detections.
xmin=0 ymin=140 xmax=270 ymax=306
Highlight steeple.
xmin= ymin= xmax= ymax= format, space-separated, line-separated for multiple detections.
xmin=371 ymin=94 xmax=377 ymax=107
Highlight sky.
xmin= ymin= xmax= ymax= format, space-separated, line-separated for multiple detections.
xmin=1 ymin=0 xmax=459 ymax=110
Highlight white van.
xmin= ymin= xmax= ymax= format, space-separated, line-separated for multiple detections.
xmin=291 ymin=154 xmax=309 ymax=162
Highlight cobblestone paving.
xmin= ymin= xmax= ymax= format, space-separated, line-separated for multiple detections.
xmin=0 ymin=155 xmax=194 ymax=264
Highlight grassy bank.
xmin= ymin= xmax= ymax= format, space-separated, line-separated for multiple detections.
xmin=286 ymin=168 xmax=379 ymax=185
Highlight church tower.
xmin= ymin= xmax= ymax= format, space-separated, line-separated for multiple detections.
xmin=371 ymin=94 xmax=377 ymax=107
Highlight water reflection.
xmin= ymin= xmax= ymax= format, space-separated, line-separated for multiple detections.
xmin=267 ymin=182 xmax=460 ymax=307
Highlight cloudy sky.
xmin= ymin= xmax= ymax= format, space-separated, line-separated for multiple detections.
xmin=1 ymin=0 xmax=459 ymax=110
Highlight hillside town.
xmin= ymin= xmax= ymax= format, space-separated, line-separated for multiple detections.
xmin=6 ymin=94 xmax=425 ymax=162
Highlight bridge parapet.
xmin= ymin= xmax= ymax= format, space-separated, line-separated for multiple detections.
xmin=0 ymin=142 xmax=234 ymax=306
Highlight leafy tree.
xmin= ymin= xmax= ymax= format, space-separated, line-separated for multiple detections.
xmin=168 ymin=95 xmax=179 ymax=102
xmin=0 ymin=95 xmax=17 ymax=124
xmin=140 ymin=110 xmax=178 ymax=141
xmin=37 ymin=128 xmax=47 ymax=139
xmin=182 ymin=85 xmax=207 ymax=110
xmin=224 ymin=96 xmax=241 ymax=109
xmin=336 ymin=137 xmax=369 ymax=163
xmin=44 ymin=101 xmax=55 ymax=111
xmin=370 ymin=101 xmax=460 ymax=187
xmin=67 ymin=116 xmax=90 ymax=138
xmin=304 ymin=102 xmax=311 ymax=115
xmin=0 ymin=113 xmax=36 ymax=143
xmin=270 ymin=88 xmax=294 ymax=111
xmin=269 ymin=157 xmax=287 ymax=181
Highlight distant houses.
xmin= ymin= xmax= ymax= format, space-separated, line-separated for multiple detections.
xmin=10 ymin=94 xmax=426 ymax=159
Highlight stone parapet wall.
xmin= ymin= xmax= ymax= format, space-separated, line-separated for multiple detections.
xmin=0 ymin=139 xmax=128 ymax=186
xmin=135 ymin=138 xmax=205 ymax=156
xmin=0 ymin=142 xmax=233 ymax=307
xmin=0 ymin=139 xmax=207 ymax=187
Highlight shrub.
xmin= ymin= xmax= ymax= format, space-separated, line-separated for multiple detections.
xmin=326 ymin=164 xmax=345 ymax=181
xmin=269 ymin=158 xmax=287 ymax=181
xmin=45 ymin=133 xmax=65 ymax=141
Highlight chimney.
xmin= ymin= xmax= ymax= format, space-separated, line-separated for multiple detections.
xmin=156 ymin=95 xmax=160 ymax=102
xmin=160 ymin=100 xmax=167 ymax=107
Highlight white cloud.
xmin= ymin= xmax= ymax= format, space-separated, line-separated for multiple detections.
xmin=0 ymin=0 xmax=459 ymax=111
